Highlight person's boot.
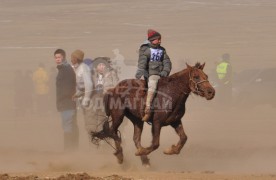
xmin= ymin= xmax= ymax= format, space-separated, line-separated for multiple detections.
xmin=142 ymin=106 xmax=151 ymax=122
xmin=142 ymin=91 xmax=155 ymax=122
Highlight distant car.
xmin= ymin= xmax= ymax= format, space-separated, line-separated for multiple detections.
xmin=232 ymin=68 xmax=276 ymax=108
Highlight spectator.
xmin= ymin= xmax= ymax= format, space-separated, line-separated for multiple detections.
xmin=55 ymin=49 xmax=79 ymax=151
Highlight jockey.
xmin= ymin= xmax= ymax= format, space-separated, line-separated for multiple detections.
xmin=135 ymin=29 xmax=172 ymax=122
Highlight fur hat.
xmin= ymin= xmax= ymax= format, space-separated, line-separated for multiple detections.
xmin=71 ymin=49 xmax=84 ymax=61
xmin=147 ymin=29 xmax=161 ymax=41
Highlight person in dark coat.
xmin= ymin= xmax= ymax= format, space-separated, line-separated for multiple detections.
xmin=55 ymin=48 xmax=79 ymax=151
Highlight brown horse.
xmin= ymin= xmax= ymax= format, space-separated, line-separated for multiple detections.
xmin=92 ymin=62 xmax=215 ymax=166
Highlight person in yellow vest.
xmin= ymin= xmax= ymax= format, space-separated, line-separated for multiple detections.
xmin=216 ymin=53 xmax=232 ymax=105
xmin=32 ymin=63 xmax=49 ymax=116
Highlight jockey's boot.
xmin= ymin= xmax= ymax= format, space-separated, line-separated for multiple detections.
xmin=142 ymin=91 xmax=155 ymax=122
xmin=142 ymin=106 xmax=151 ymax=122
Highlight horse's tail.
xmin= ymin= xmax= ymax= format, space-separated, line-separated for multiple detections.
xmin=103 ymin=92 xmax=111 ymax=117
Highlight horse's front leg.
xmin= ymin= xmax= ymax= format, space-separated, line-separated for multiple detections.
xmin=136 ymin=120 xmax=161 ymax=156
xmin=164 ymin=120 xmax=187 ymax=155
xmin=132 ymin=121 xmax=150 ymax=166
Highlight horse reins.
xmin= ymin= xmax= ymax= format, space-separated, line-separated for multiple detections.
xmin=189 ymin=69 xmax=209 ymax=95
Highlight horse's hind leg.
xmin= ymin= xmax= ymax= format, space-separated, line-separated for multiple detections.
xmin=132 ymin=121 xmax=150 ymax=167
xmin=163 ymin=120 xmax=187 ymax=155
xmin=140 ymin=155 xmax=150 ymax=167
xmin=110 ymin=112 xmax=124 ymax=164
xmin=113 ymin=134 xmax=123 ymax=164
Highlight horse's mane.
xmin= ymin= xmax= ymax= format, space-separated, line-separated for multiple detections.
xmin=164 ymin=62 xmax=201 ymax=80
xmin=158 ymin=62 xmax=203 ymax=88
xmin=194 ymin=62 xmax=201 ymax=68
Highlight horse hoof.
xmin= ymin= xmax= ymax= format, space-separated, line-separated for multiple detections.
xmin=117 ymin=158 xmax=123 ymax=164
xmin=163 ymin=149 xmax=173 ymax=155
xmin=114 ymin=151 xmax=123 ymax=164
xmin=142 ymin=162 xmax=151 ymax=168
xmin=163 ymin=145 xmax=180 ymax=155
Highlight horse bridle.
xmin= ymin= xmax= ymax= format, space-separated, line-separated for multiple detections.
xmin=189 ymin=68 xmax=209 ymax=95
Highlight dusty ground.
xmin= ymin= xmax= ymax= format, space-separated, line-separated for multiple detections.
xmin=0 ymin=0 xmax=276 ymax=179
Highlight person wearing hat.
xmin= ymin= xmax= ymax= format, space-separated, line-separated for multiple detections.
xmin=88 ymin=57 xmax=119 ymax=135
xmin=91 ymin=57 xmax=119 ymax=94
xmin=135 ymin=29 xmax=172 ymax=122
xmin=71 ymin=49 xmax=94 ymax=134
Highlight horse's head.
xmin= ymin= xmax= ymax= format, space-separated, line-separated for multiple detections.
xmin=186 ymin=62 xmax=215 ymax=100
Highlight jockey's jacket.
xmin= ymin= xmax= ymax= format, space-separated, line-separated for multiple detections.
xmin=137 ymin=43 xmax=172 ymax=77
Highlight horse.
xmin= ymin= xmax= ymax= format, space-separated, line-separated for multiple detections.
xmin=91 ymin=62 xmax=215 ymax=166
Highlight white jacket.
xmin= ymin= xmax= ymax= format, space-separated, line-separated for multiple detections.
xmin=73 ymin=62 xmax=93 ymax=102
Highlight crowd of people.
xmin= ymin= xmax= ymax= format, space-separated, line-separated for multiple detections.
xmin=54 ymin=48 xmax=122 ymax=151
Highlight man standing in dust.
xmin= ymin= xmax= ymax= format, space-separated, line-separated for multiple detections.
xmin=55 ymin=49 xmax=79 ymax=151
xmin=71 ymin=50 xmax=94 ymax=134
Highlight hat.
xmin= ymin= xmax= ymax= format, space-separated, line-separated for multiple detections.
xmin=71 ymin=49 xmax=84 ymax=61
xmin=147 ymin=29 xmax=161 ymax=41
xmin=222 ymin=53 xmax=230 ymax=61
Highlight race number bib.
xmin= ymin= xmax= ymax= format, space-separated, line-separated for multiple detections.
xmin=150 ymin=48 xmax=163 ymax=62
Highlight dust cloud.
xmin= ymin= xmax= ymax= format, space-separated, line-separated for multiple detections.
xmin=0 ymin=0 xmax=276 ymax=179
